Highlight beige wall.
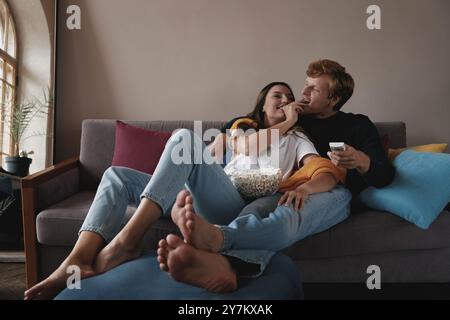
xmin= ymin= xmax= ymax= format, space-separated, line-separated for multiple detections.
xmin=55 ymin=0 xmax=450 ymax=161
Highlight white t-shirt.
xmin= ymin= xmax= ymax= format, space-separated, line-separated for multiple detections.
xmin=224 ymin=131 xmax=319 ymax=181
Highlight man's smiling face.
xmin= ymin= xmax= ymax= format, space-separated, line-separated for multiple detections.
xmin=300 ymin=75 xmax=340 ymax=119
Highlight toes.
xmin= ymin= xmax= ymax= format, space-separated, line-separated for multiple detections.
xmin=175 ymin=189 xmax=191 ymax=207
xmin=185 ymin=195 xmax=194 ymax=205
xmin=24 ymin=281 xmax=46 ymax=300
xmin=157 ymin=247 xmax=167 ymax=259
xmin=159 ymin=263 xmax=169 ymax=272
xmin=157 ymin=254 xmax=166 ymax=264
xmin=166 ymin=234 xmax=185 ymax=248
xmin=186 ymin=220 xmax=195 ymax=233
xmin=172 ymin=212 xmax=190 ymax=237
xmin=185 ymin=203 xmax=194 ymax=214
xmin=185 ymin=210 xmax=195 ymax=220
xmin=158 ymin=239 xmax=168 ymax=250
xmin=157 ymin=246 xmax=168 ymax=270
xmin=157 ymin=239 xmax=170 ymax=264
xmin=171 ymin=199 xmax=187 ymax=223
xmin=185 ymin=211 xmax=196 ymax=234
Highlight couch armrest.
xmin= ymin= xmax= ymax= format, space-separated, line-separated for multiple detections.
xmin=21 ymin=157 xmax=80 ymax=288
xmin=36 ymin=167 xmax=80 ymax=211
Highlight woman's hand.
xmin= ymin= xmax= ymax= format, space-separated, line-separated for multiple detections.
xmin=282 ymin=102 xmax=304 ymax=123
xmin=278 ymin=187 xmax=310 ymax=211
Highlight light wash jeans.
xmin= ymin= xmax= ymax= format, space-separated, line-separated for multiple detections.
xmin=80 ymin=128 xmax=352 ymax=278
xmin=220 ymin=185 xmax=351 ymax=276
xmin=80 ymin=129 xmax=248 ymax=242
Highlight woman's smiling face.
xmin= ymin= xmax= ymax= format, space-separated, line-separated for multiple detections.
xmin=263 ymin=85 xmax=295 ymax=124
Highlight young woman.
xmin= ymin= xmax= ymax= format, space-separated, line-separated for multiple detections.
xmin=25 ymin=82 xmax=340 ymax=299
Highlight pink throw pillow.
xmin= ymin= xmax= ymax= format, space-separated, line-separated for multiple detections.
xmin=112 ymin=121 xmax=172 ymax=174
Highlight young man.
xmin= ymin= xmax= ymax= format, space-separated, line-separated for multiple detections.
xmin=157 ymin=59 xmax=395 ymax=292
xmin=297 ymin=59 xmax=394 ymax=196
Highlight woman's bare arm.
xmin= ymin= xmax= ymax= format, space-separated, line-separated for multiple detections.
xmin=233 ymin=119 xmax=297 ymax=156
xmin=234 ymin=103 xmax=302 ymax=156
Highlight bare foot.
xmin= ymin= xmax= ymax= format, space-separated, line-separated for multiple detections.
xmin=94 ymin=236 xmax=141 ymax=274
xmin=24 ymin=259 xmax=96 ymax=300
xmin=171 ymin=190 xmax=223 ymax=253
xmin=165 ymin=234 xmax=237 ymax=293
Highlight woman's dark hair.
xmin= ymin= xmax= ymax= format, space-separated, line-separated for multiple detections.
xmin=246 ymin=82 xmax=295 ymax=129
xmin=244 ymin=81 xmax=310 ymax=139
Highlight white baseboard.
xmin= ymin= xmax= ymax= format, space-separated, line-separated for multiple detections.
xmin=0 ymin=251 xmax=25 ymax=263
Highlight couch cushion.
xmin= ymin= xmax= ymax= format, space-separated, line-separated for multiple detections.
xmin=283 ymin=209 xmax=450 ymax=260
xmin=112 ymin=121 xmax=172 ymax=174
xmin=37 ymin=193 xmax=450 ymax=262
xmin=36 ymin=191 xmax=179 ymax=247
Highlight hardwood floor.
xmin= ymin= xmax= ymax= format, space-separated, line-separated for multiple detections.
xmin=0 ymin=262 xmax=26 ymax=300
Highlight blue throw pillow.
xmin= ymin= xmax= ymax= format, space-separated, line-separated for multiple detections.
xmin=359 ymin=150 xmax=450 ymax=229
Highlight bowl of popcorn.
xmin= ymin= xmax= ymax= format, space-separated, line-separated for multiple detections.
xmin=227 ymin=167 xmax=283 ymax=200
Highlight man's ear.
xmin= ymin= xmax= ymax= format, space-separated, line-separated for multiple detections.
xmin=329 ymin=96 xmax=341 ymax=109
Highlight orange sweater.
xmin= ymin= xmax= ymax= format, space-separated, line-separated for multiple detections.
xmin=279 ymin=157 xmax=346 ymax=192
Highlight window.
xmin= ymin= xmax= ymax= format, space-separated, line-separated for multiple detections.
xmin=0 ymin=0 xmax=16 ymax=162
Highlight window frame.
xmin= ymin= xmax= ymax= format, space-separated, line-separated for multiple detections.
xmin=0 ymin=0 xmax=18 ymax=161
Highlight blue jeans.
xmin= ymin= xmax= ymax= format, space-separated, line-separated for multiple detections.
xmin=80 ymin=128 xmax=352 ymax=278
xmin=80 ymin=129 xmax=248 ymax=242
xmin=220 ymin=185 xmax=352 ymax=276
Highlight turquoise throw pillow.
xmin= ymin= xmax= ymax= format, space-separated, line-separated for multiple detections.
xmin=359 ymin=150 xmax=450 ymax=229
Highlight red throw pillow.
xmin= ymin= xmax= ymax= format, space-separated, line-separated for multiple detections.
xmin=112 ymin=121 xmax=172 ymax=174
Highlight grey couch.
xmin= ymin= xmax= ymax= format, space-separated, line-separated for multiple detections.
xmin=22 ymin=119 xmax=450 ymax=297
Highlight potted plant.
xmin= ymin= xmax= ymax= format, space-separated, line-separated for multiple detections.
xmin=0 ymin=91 xmax=53 ymax=177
